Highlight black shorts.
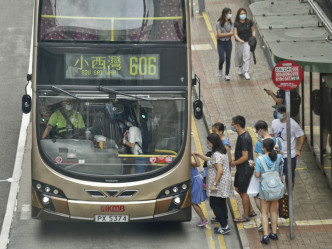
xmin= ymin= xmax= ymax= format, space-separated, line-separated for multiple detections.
xmin=234 ymin=167 xmax=254 ymax=193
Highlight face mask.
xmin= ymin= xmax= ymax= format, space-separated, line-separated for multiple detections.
xmin=277 ymin=113 xmax=284 ymax=120
xmin=65 ymin=104 xmax=73 ymax=111
xmin=231 ymin=125 xmax=236 ymax=132
xmin=207 ymin=143 xmax=212 ymax=150
xmin=239 ymin=14 xmax=246 ymax=20
xmin=227 ymin=14 xmax=232 ymax=19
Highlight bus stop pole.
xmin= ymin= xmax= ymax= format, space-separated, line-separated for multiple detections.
xmin=285 ymin=91 xmax=294 ymax=240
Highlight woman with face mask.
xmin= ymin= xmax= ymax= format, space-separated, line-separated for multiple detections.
xmin=216 ymin=7 xmax=234 ymax=81
xmin=234 ymin=8 xmax=256 ymax=80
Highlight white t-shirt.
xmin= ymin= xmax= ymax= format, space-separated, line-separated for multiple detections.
xmin=128 ymin=126 xmax=142 ymax=155
xmin=270 ymin=118 xmax=304 ymax=158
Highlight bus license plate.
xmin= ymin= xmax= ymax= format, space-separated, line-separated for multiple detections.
xmin=95 ymin=215 xmax=129 ymax=222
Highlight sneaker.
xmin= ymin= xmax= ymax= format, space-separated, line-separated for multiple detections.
xmin=218 ymin=70 xmax=223 ymax=77
xmin=196 ymin=219 xmax=209 ymax=227
xmin=244 ymin=72 xmax=250 ymax=80
xmin=257 ymin=224 xmax=263 ymax=231
xmin=225 ymin=75 xmax=230 ymax=81
xmin=215 ymin=227 xmax=231 ymax=235
xmin=238 ymin=67 xmax=243 ymax=75
xmin=269 ymin=233 xmax=278 ymax=240
xmin=211 ymin=217 xmax=218 ymax=224
xmin=261 ymin=235 xmax=269 ymax=244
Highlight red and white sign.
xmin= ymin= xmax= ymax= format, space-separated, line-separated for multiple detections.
xmin=271 ymin=60 xmax=303 ymax=91
xmin=55 ymin=156 xmax=62 ymax=163
xmin=157 ymin=156 xmax=166 ymax=164
xmin=149 ymin=157 xmax=157 ymax=164
xmin=165 ymin=155 xmax=173 ymax=163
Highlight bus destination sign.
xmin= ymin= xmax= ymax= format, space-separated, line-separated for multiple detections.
xmin=65 ymin=54 xmax=160 ymax=80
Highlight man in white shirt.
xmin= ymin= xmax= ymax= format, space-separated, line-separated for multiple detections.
xmin=270 ymin=104 xmax=306 ymax=192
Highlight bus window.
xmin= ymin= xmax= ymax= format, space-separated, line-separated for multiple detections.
xmin=39 ymin=0 xmax=185 ymax=42
xmin=38 ymin=92 xmax=186 ymax=179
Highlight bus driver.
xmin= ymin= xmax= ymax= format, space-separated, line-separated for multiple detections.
xmin=41 ymin=99 xmax=85 ymax=139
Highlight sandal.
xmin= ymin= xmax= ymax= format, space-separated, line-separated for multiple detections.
xmin=249 ymin=211 xmax=257 ymax=217
xmin=234 ymin=215 xmax=250 ymax=223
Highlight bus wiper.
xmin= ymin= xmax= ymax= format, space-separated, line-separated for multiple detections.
xmin=98 ymin=86 xmax=148 ymax=101
xmin=51 ymin=85 xmax=80 ymax=100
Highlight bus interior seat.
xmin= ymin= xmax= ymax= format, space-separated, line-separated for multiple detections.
xmin=156 ymin=0 xmax=183 ymax=41
xmin=71 ymin=28 xmax=98 ymax=41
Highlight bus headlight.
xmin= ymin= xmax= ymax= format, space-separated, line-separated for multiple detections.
xmin=173 ymin=197 xmax=181 ymax=205
xmin=42 ymin=196 xmax=50 ymax=205
xmin=32 ymin=180 xmax=66 ymax=198
xmin=157 ymin=180 xmax=191 ymax=199
xmin=45 ymin=186 xmax=51 ymax=193
xmin=172 ymin=187 xmax=178 ymax=193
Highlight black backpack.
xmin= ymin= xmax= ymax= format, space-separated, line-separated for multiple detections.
xmin=290 ymin=89 xmax=301 ymax=117
xmin=311 ymin=89 xmax=320 ymax=116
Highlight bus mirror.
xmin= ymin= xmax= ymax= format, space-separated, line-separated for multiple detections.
xmin=193 ymin=99 xmax=203 ymax=119
xmin=22 ymin=94 xmax=32 ymax=114
xmin=192 ymin=77 xmax=197 ymax=86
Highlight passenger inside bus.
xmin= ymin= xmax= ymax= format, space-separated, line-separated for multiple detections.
xmin=41 ymin=99 xmax=85 ymax=139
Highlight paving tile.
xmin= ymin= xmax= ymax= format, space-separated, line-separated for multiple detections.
xmin=191 ymin=0 xmax=332 ymax=248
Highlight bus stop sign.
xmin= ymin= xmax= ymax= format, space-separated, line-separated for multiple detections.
xmin=272 ymin=60 xmax=303 ymax=91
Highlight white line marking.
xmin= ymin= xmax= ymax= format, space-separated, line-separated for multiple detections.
xmin=0 ymin=178 xmax=14 ymax=183
xmin=0 ymin=5 xmax=33 ymax=248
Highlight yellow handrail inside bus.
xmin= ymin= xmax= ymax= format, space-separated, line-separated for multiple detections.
xmin=117 ymin=154 xmax=176 ymax=158
xmin=41 ymin=15 xmax=183 ymax=21
xmin=154 ymin=149 xmax=178 ymax=156
xmin=41 ymin=15 xmax=183 ymax=42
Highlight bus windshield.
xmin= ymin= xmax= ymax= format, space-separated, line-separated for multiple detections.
xmin=39 ymin=0 xmax=185 ymax=42
xmin=38 ymin=92 xmax=187 ymax=179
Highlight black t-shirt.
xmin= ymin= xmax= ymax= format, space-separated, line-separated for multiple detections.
xmin=234 ymin=131 xmax=253 ymax=170
xmin=235 ymin=20 xmax=253 ymax=42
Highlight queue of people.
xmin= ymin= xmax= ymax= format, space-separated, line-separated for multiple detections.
xmin=216 ymin=7 xmax=256 ymax=81
xmin=190 ymin=112 xmax=305 ymax=244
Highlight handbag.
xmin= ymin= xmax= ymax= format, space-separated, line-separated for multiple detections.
xmin=247 ymin=173 xmax=260 ymax=197
xmin=278 ymin=194 xmax=289 ymax=219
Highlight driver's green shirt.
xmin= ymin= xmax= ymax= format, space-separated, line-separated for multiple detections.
xmin=47 ymin=110 xmax=85 ymax=132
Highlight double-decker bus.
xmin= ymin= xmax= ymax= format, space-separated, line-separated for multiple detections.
xmin=28 ymin=0 xmax=194 ymax=222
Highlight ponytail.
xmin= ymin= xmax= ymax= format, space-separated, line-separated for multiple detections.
xmin=262 ymin=138 xmax=277 ymax=161
xmin=268 ymin=150 xmax=277 ymax=161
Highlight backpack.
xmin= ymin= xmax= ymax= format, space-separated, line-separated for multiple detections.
xmin=311 ymin=89 xmax=320 ymax=116
xmin=258 ymin=157 xmax=285 ymax=201
xmin=290 ymin=89 xmax=301 ymax=117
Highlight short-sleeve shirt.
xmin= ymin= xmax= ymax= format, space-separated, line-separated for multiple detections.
xmin=128 ymin=126 xmax=142 ymax=155
xmin=234 ymin=19 xmax=253 ymax=42
xmin=206 ymin=151 xmax=232 ymax=198
xmin=235 ymin=131 xmax=253 ymax=170
xmin=216 ymin=21 xmax=234 ymax=41
xmin=255 ymin=154 xmax=282 ymax=174
xmin=255 ymin=154 xmax=283 ymax=192
xmin=47 ymin=110 xmax=85 ymax=133
xmin=255 ymin=137 xmax=282 ymax=155
xmin=270 ymin=118 xmax=305 ymax=158
xmin=222 ymin=137 xmax=231 ymax=148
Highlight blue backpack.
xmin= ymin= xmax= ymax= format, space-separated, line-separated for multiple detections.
xmin=259 ymin=157 xmax=285 ymax=201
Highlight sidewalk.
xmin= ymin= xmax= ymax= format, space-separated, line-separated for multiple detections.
xmin=191 ymin=0 xmax=332 ymax=248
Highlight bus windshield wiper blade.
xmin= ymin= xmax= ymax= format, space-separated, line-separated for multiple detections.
xmin=98 ymin=86 xmax=148 ymax=101
xmin=51 ymin=85 xmax=80 ymax=99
